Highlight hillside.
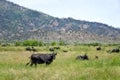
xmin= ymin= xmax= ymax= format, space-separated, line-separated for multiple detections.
xmin=0 ymin=0 xmax=120 ymax=43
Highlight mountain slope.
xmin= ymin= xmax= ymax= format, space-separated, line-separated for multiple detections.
xmin=0 ymin=0 xmax=120 ymax=43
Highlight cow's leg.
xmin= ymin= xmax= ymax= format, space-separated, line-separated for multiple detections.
xmin=34 ymin=63 xmax=37 ymax=67
xmin=30 ymin=62 xmax=34 ymax=66
xmin=46 ymin=61 xmax=51 ymax=65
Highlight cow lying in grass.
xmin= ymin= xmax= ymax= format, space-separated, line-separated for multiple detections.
xmin=96 ymin=46 xmax=101 ymax=51
xmin=26 ymin=46 xmax=37 ymax=52
xmin=107 ymin=48 xmax=120 ymax=53
xmin=76 ymin=54 xmax=89 ymax=60
xmin=26 ymin=52 xmax=57 ymax=67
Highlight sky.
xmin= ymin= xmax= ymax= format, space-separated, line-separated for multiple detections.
xmin=8 ymin=0 xmax=120 ymax=28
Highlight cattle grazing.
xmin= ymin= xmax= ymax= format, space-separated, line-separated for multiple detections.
xmin=31 ymin=46 xmax=37 ymax=52
xmin=54 ymin=47 xmax=60 ymax=50
xmin=76 ymin=54 xmax=89 ymax=60
xmin=1 ymin=44 xmax=7 ymax=47
xmin=95 ymin=56 xmax=99 ymax=59
xmin=49 ymin=48 xmax=54 ymax=52
xmin=107 ymin=48 xmax=120 ymax=53
xmin=26 ymin=52 xmax=57 ymax=67
xmin=96 ymin=46 xmax=101 ymax=51
xmin=26 ymin=46 xmax=37 ymax=52
xmin=26 ymin=47 xmax=32 ymax=51
xmin=63 ymin=50 xmax=68 ymax=52
xmin=49 ymin=47 xmax=60 ymax=52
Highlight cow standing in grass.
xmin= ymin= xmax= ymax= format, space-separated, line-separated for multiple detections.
xmin=26 ymin=52 xmax=57 ymax=67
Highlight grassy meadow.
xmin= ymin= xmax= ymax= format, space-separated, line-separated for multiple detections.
xmin=0 ymin=45 xmax=120 ymax=80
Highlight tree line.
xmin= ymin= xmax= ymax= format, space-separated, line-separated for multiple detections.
xmin=15 ymin=40 xmax=66 ymax=46
xmin=0 ymin=40 xmax=120 ymax=47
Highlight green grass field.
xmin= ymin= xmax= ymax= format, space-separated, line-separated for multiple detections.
xmin=0 ymin=45 xmax=120 ymax=80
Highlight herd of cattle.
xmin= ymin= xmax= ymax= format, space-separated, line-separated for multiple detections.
xmin=25 ymin=46 xmax=120 ymax=67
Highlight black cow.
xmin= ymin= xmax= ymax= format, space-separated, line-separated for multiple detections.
xmin=96 ymin=47 xmax=101 ymax=51
xmin=63 ymin=50 xmax=68 ymax=52
xmin=49 ymin=48 xmax=54 ymax=52
xmin=76 ymin=54 xmax=89 ymax=60
xmin=26 ymin=53 xmax=57 ymax=67
xmin=108 ymin=48 xmax=120 ymax=53
xmin=31 ymin=46 xmax=37 ymax=52
xmin=26 ymin=46 xmax=37 ymax=52
xmin=26 ymin=47 xmax=32 ymax=51
xmin=54 ymin=47 xmax=60 ymax=50
xmin=95 ymin=56 xmax=99 ymax=59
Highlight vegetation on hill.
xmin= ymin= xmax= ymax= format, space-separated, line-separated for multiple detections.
xmin=0 ymin=0 xmax=120 ymax=43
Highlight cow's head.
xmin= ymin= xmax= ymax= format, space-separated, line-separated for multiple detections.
xmin=51 ymin=52 xmax=57 ymax=60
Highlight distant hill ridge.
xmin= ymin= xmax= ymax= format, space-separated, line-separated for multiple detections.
xmin=0 ymin=0 xmax=120 ymax=43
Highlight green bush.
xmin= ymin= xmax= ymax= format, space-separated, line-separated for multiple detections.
xmin=51 ymin=41 xmax=57 ymax=46
xmin=22 ymin=40 xmax=39 ymax=46
xmin=15 ymin=41 xmax=22 ymax=46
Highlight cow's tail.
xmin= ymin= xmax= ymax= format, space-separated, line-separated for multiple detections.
xmin=26 ymin=57 xmax=31 ymax=66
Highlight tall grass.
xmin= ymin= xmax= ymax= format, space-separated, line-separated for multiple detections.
xmin=0 ymin=45 xmax=120 ymax=80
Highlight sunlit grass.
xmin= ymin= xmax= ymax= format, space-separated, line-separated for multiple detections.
xmin=0 ymin=45 xmax=120 ymax=80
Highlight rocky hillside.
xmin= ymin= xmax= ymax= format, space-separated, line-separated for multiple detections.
xmin=0 ymin=0 xmax=120 ymax=43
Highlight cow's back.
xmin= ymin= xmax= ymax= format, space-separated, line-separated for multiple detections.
xmin=38 ymin=54 xmax=52 ymax=61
